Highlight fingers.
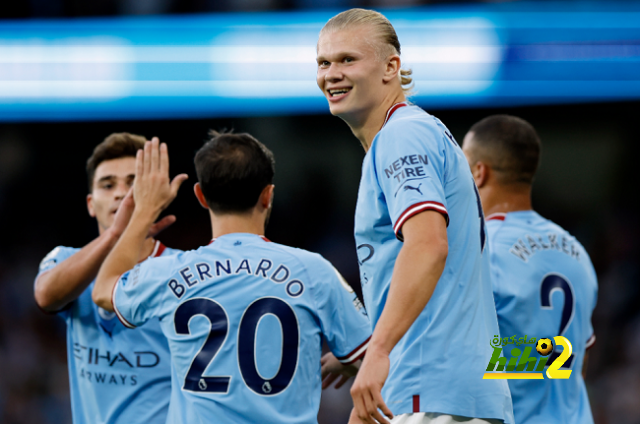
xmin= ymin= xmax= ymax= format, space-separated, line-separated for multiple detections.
xmin=170 ymin=173 xmax=189 ymax=199
xmin=136 ymin=149 xmax=144 ymax=178
xmin=334 ymin=375 xmax=351 ymax=389
xmin=322 ymin=373 xmax=339 ymax=390
xmin=144 ymin=140 xmax=152 ymax=175
xmin=151 ymin=137 xmax=160 ymax=171
xmin=371 ymin=390 xmax=393 ymax=422
xmin=148 ymin=215 xmax=177 ymax=238
xmin=160 ymin=141 xmax=169 ymax=174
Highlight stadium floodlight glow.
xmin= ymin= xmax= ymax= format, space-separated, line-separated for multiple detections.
xmin=0 ymin=3 xmax=639 ymax=121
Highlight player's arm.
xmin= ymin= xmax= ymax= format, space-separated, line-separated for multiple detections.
xmin=93 ymin=138 xmax=187 ymax=312
xmin=321 ymin=352 xmax=361 ymax=389
xmin=350 ymin=210 xmax=448 ymax=424
xmin=34 ymin=190 xmax=174 ymax=312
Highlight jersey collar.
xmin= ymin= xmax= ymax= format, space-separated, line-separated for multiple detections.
xmin=139 ymin=240 xmax=165 ymax=263
xmin=486 ymin=212 xmax=507 ymax=222
xmin=381 ymin=102 xmax=408 ymax=129
xmin=208 ymin=234 xmax=271 ymax=244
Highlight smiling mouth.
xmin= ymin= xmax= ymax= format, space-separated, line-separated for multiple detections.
xmin=328 ymin=88 xmax=351 ymax=97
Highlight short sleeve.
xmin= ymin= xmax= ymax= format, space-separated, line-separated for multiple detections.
xmin=309 ymin=258 xmax=371 ymax=365
xmin=373 ymin=119 xmax=449 ymax=240
xmin=34 ymin=246 xmax=79 ymax=317
xmin=112 ymin=257 xmax=170 ymax=328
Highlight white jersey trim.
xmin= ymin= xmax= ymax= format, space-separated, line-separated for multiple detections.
xmin=337 ymin=336 xmax=370 ymax=365
xmin=394 ymin=201 xmax=449 ymax=240
xmin=112 ymin=273 xmax=136 ymax=329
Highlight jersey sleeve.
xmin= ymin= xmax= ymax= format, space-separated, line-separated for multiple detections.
xmin=34 ymin=246 xmax=80 ymax=317
xmin=309 ymin=258 xmax=371 ymax=365
xmin=373 ymin=119 xmax=449 ymax=241
xmin=112 ymin=256 xmax=171 ymax=329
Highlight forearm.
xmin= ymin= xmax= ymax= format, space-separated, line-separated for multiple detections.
xmin=93 ymin=211 xmax=154 ymax=311
xmin=35 ymin=230 xmax=119 ymax=312
xmin=368 ymin=238 xmax=447 ymax=355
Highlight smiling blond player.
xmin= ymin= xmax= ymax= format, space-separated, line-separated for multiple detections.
xmin=316 ymin=9 xmax=514 ymax=424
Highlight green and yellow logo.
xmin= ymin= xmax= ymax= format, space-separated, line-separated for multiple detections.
xmin=483 ymin=335 xmax=573 ymax=380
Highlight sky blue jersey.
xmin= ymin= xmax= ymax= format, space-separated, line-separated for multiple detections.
xmin=354 ymin=103 xmax=514 ymax=422
xmin=35 ymin=241 xmax=176 ymax=424
xmin=486 ymin=211 xmax=598 ymax=424
xmin=112 ymin=233 xmax=371 ymax=424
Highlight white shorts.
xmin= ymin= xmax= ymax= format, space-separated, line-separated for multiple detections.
xmin=390 ymin=413 xmax=504 ymax=424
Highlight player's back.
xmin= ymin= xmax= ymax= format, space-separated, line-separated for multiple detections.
xmin=486 ymin=210 xmax=597 ymax=424
xmin=113 ymin=233 xmax=371 ymax=424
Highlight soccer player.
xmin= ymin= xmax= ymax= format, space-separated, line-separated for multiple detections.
xmin=33 ymin=133 xmax=185 ymax=424
xmin=92 ymin=133 xmax=372 ymax=423
xmin=462 ymin=115 xmax=598 ymax=424
xmin=316 ymin=9 xmax=514 ymax=424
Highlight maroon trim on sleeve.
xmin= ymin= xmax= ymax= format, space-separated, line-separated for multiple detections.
xmin=394 ymin=201 xmax=449 ymax=241
xmin=336 ymin=336 xmax=371 ymax=365
xmin=112 ymin=272 xmax=136 ymax=329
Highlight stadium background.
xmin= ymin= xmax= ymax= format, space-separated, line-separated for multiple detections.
xmin=1 ymin=1 xmax=639 ymax=423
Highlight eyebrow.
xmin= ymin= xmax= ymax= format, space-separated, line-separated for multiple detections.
xmin=96 ymin=174 xmax=135 ymax=184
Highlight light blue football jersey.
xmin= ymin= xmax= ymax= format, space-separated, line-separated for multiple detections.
xmin=486 ymin=211 xmax=597 ymax=424
xmin=112 ymin=233 xmax=371 ymax=424
xmin=354 ymin=103 xmax=514 ymax=422
xmin=35 ymin=241 xmax=176 ymax=424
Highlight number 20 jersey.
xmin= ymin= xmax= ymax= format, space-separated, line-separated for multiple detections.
xmin=354 ymin=103 xmax=513 ymax=423
xmin=112 ymin=233 xmax=371 ymax=424
xmin=486 ymin=211 xmax=598 ymax=424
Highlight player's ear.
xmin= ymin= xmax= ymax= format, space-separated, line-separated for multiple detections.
xmin=87 ymin=193 xmax=96 ymax=218
xmin=382 ymin=54 xmax=401 ymax=83
xmin=472 ymin=162 xmax=489 ymax=188
xmin=259 ymin=184 xmax=275 ymax=210
xmin=193 ymin=183 xmax=209 ymax=209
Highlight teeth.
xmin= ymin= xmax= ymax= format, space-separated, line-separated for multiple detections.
xmin=329 ymin=88 xmax=350 ymax=96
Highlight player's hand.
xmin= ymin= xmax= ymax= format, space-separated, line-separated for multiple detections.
xmin=133 ymin=137 xmax=188 ymax=223
xmin=348 ymin=408 xmax=366 ymax=424
xmin=321 ymin=352 xmax=359 ymax=389
xmin=350 ymin=348 xmax=393 ymax=424
xmin=110 ymin=189 xmax=177 ymax=239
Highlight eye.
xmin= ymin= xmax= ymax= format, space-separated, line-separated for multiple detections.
xmin=101 ymin=183 xmax=113 ymax=190
xmin=344 ymin=57 xmax=354 ymax=63
xmin=318 ymin=60 xmax=330 ymax=68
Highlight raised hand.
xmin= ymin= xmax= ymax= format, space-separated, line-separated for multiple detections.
xmin=133 ymin=137 xmax=188 ymax=223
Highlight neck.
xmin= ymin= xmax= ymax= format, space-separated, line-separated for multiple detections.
xmin=346 ymin=91 xmax=406 ymax=151
xmin=209 ymin=210 xmax=265 ymax=239
xmin=480 ymin=184 xmax=533 ymax=217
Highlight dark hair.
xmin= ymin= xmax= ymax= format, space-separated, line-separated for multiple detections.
xmin=467 ymin=115 xmax=541 ymax=185
xmin=194 ymin=131 xmax=275 ymax=214
xmin=86 ymin=132 xmax=146 ymax=192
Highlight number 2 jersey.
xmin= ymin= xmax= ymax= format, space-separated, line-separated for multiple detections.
xmin=486 ymin=211 xmax=598 ymax=424
xmin=354 ymin=103 xmax=513 ymax=422
xmin=35 ymin=241 xmax=176 ymax=424
xmin=112 ymin=233 xmax=371 ymax=424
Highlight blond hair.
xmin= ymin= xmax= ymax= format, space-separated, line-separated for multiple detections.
xmin=320 ymin=8 xmax=413 ymax=93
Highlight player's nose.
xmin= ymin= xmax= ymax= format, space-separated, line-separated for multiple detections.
xmin=113 ymin=181 xmax=129 ymax=199
xmin=324 ymin=63 xmax=343 ymax=82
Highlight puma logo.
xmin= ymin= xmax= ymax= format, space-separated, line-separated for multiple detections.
xmin=403 ymin=183 xmax=422 ymax=195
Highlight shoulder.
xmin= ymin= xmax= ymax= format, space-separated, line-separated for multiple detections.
xmin=38 ymin=245 xmax=79 ymax=271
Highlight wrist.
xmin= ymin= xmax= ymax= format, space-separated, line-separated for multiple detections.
xmin=131 ymin=207 xmax=159 ymax=227
xmin=367 ymin=338 xmax=393 ymax=357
